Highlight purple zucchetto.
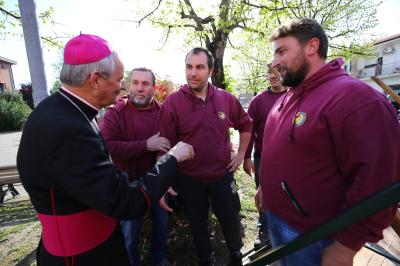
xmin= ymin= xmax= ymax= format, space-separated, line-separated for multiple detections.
xmin=64 ymin=34 xmax=112 ymax=65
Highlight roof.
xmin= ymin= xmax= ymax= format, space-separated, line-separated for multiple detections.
xmin=0 ymin=56 xmax=17 ymax=65
xmin=374 ymin=33 xmax=400 ymax=45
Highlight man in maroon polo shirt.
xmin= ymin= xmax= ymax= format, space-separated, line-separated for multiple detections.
xmin=100 ymin=68 xmax=171 ymax=266
xmin=157 ymin=47 xmax=252 ymax=266
xmin=243 ymin=64 xmax=286 ymax=249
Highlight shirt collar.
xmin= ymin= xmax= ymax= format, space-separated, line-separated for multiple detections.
xmin=59 ymin=87 xmax=99 ymax=120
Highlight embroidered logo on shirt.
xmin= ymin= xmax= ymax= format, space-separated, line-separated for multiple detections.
xmin=218 ymin=111 xmax=226 ymax=120
xmin=293 ymin=112 xmax=306 ymax=127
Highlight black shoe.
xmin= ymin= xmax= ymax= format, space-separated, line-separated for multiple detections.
xmin=199 ymin=255 xmax=215 ymax=266
xmin=254 ymin=231 xmax=270 ymax=250
xmin=229 ymin=251 xmax=242 ymax=266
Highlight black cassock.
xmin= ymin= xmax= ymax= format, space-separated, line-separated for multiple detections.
xmin=17 ymin=89 xmax=177 ymax=266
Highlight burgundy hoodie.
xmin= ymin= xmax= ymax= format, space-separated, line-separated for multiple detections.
xmin=100 ymin=96 xmax=160 ymax=180
xmin=245 ymin=89 xmax=286 ymax=158
xmin=260 ymin=58 xmax=400 ymax=251
xmin=157 ymin=83 xmax=252 ymax=181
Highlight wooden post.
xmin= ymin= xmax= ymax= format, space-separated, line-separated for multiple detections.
xmin=370 ymin=77 xmax=400 ymax=237
xmin=370 ymin=76 xmax=400 ymax=105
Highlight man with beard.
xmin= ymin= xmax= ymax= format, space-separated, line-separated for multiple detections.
xmin=17 ymin=35 xmax=194 ymax=266
xmin=255 ymin=18 xmax=400 ymax=266
xmin=243 ymin=64 xmax=286 ymax=250
xmin=100 ymin=68 xmax=172 ymax=266
xmin=157 ymin=47 xmax=252 ymax=265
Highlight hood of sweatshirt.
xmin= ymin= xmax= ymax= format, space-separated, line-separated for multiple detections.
xmin=180 ymin=83 xmax=216 ymax=101
xmin=278 ymin=58 xmax=349 ymax=142
xmin=180 ymin=83 xmax=218 ymax=113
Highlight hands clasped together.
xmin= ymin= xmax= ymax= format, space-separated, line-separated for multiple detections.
xmin=167 ymin=141 xmax=195 ymax=162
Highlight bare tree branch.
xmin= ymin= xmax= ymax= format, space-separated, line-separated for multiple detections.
xmin=328 ymin=29 xmax=355 ymax=39
xmin=157 ymin=25 xmax=172 ymax=50
xmin=235 ymin=24 xmax=265 ymax=37
xmin=150 ymin=19 xmax=197 ymax=29
xmin=242 ymin=0 xmax=295 ymax=12
xmin=41 ymin=36 xmax=63 ymax=48
xmin=181 ymin=0 xmax=200 ymax=26
xmin=320 ymin=2 xmax=337 ymax=25
xmin=229 ymin=36 xmax=268 ymax=64
xmin=0 ymin=7 xmax=20 ymax=19
xmin=201 ymin=16 xmax=215 ymax=24
xmin=1 ymin=6 xmax=63 ymax=48
xmin=228 ymin=35 xmax=236 ymax=48
xmin=135 ymin=0 xmax=163 ymax=27
xmin=329 ymin=43 xmax=373 ymax=56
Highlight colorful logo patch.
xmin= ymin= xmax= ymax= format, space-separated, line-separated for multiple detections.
xmin=218 ymin=111 xmax=226 ymax=120
xmin=293 ymin=112 xmax=306 ymax=127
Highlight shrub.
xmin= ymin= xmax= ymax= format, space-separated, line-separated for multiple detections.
xmin=154 ymin=79 xmax=175 ymax=103
xmin=0 ymin=92 xmax=32 ymax=132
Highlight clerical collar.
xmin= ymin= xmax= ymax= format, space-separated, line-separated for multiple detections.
xmin=59 ymin=88 xmax=98 ymax=120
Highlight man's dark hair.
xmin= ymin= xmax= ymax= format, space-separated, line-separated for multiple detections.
xmin=185 ymin=47 xmax=214 ymax=69
xmin=270 ymin=18 xmax=328 ymax=59
xmin=129 ymin=67 xmax=156 ymax=85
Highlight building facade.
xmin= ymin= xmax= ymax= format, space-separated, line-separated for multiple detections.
xmin=349 ymin=34 xmax=400 ymax=95
xmin=0 ymin=56 xmax=17 ymax=92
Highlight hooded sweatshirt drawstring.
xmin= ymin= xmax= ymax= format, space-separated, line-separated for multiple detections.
xmin=275 ymin=87 xmax=305 ymax=143
xmin=181 ymin=84 xmax=218 ymax=114
xmin=211 ymin=96 xmax=218 ymax=115
xmin=278 ymin=91 xmax=289 ymax=112
xmin=289 ymin=90 xmax=305 ymax=143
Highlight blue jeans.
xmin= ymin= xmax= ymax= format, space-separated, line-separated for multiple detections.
xmin=254 ymin=152 xmax=268 ymax=233
xmin=121 ymin=204 xmax=168 ymax=265
xmin=267 ymin=212 xmax=333 ymax=266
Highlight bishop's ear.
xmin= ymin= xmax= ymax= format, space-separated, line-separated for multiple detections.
xmin=88 ymin=72 xmax=103 ymax=89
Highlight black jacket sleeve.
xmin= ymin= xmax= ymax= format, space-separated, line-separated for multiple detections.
xmin=47 ymin=126 xmax=178 ymax=220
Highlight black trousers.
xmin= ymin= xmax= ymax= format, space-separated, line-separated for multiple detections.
xmin=177 ymin=171 xmax=243 ymax=260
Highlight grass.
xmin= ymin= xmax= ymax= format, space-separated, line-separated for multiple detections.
xmin=140 ymin=168 xmax=259 ymax=265
xmin=0 ymin=224 xmax=25 ymax=243
xmin=0 ymin=220 xmax=40 ymax=266
xmin=0 ymin=199 xmax=37 ymax=227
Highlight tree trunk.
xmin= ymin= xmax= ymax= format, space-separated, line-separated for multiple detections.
xmin=207 ymin=31 xmax=228 ymax=90
xmin=18 ymin=0 xmax=49 ymax=107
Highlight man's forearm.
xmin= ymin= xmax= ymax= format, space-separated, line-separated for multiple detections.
xmin=238 ymin=132 xmax=251 ymax=154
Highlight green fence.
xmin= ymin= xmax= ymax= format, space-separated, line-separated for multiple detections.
xmin=243 ymin=181 xmax=400 ymax=265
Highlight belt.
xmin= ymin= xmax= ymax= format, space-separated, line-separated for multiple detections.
xmin=38 ymin=208 xmax=116 ymax=256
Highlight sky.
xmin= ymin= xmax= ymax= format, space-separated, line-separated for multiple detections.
xmin=1 ymin=0 xmax=399 ymax=90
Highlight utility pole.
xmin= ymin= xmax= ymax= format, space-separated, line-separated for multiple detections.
xmin=18 ymin=0 xmax=49 ymax=107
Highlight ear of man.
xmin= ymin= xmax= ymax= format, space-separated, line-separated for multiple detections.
xmin=88 ymin=72 xmax=103 ymax=89
xmin=305 ymin=37 xmax=320 ymax=57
